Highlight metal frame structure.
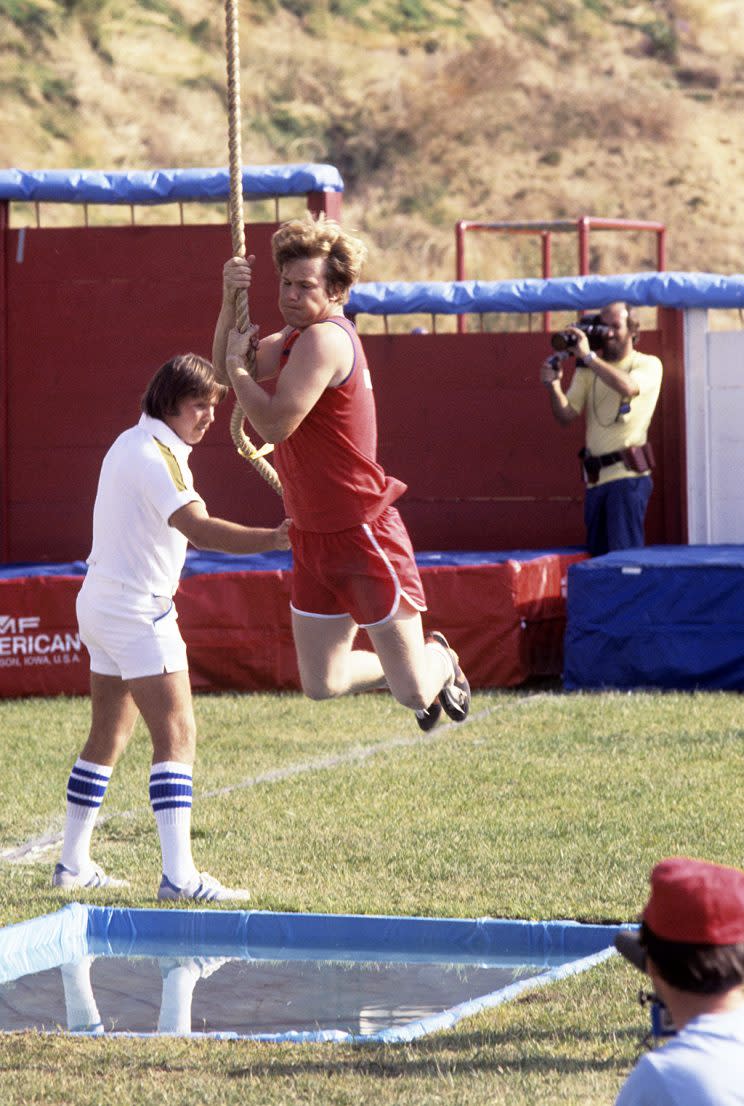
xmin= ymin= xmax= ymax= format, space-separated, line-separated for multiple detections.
xmin=455 ymin=216 xmax=667 ymax=333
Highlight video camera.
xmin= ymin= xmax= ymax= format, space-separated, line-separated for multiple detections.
xmin=614 ymin=931 xmax=676 ymax=1046
xmin=550 ymin=313 xmax=611 ymax=353
xmin=639 ymin=989 xmax=676 ymax=1041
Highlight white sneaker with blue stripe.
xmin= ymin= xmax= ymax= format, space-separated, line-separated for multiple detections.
xmin=157 ymin=871 xmax=251 ymax=903
xmin=52 ymin=862 xmax=129 ymax=889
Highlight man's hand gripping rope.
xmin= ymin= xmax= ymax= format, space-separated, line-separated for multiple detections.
xmin=228 ymin=326 xmax=279 ymax=466
xmin=227 ymin=297 xmax=284 ymax=495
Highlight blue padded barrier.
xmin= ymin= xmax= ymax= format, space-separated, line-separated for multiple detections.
xmin=83 ymin=906 xmax=618 ymax=965
xmin=564 ymin=545 xmax=744 ymax=690
xmin=0 ymin=902 xmax=89 ymax=985
xmin=0 ymin=165 xmax=344 ymax=204
xmin=0 ymin=548 xmax=585 ymax=581
xmin=347 ymin=271 xmax=744 ymax=315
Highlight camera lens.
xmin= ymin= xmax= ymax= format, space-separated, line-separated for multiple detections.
xmin=550 ymin=332 xmax=575 ymax=352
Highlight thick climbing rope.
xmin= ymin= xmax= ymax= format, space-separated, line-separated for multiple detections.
xmin=224 ymin=0 xmax=283 ymax=495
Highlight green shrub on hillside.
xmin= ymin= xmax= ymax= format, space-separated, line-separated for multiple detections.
xmin=1 ymin=0 xmax=55 ymax=40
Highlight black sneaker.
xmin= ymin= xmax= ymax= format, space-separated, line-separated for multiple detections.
xmin=415 ymin=701 xmax=443 ymax=731
xmin=429 ymin=631 xmax=471 ymax=723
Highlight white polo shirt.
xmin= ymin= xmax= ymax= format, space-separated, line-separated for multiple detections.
xmin=86 ymin=413 xmax=203 ymax=595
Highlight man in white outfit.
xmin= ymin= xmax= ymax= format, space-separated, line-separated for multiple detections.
xmin=53 ymin=352 xmax=289 ymax=902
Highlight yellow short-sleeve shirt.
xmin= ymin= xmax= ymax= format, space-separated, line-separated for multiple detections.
xmin=565 ymin=350 xmax=663 ymax=485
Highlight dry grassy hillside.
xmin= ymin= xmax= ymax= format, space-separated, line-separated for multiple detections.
xmin=1 ymin=0 xmax=743 ymax=283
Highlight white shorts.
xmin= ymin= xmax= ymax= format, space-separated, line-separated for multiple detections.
xmin=76 ymin=574 xmax=188 ymax=680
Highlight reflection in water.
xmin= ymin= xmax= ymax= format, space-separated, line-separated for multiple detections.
xmin=61 ymin=955 xmax=103 ymax=1034
xmin=0 ymin=953 xmax=554 ymax=1037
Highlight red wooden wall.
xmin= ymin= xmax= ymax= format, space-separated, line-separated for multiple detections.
xmin=0 ymin=219 xmax=686 ymax=563
xmin=368 ymin=313 xmax=684 ymax=551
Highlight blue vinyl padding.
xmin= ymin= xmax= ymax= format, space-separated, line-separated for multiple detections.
xmin=564 ymin=545 xmax=744 ymax=690
xmin=0 ymin=903 xmax=90 ymax=984
xmin=0 ymin=904 xmax=623 ymax=1043
xmin=83 ymin=905 xmax=617 ymax=963
xmin=0 ymin=165 xmax=344 ymax=204
xmin=0 ymin=560 xmax=90 ymax=580
xmin=347 ymin=271 xmax=744 ymax=314
xmin=0 ymin=548 xmax=585 ymax=581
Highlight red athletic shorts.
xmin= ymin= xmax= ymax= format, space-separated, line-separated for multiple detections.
xmin=289 ymin=506 xmax=427 ymax=627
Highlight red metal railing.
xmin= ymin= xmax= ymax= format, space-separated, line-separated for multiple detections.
xmin=454 ymin=216 xmax=667 ymax=334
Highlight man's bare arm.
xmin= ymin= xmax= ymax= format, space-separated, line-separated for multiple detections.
xmin=224 ymin=322 xmax=350 ymax=442
xmin=170 ymin=502 xmax=290 ymax=554
xmin=539 ymin=357 xmax=581 ymax=426
xmin=566 ymin=326 xmax=640 ymax=398
xmin=586 ymin=353 xmax=641 ymax=398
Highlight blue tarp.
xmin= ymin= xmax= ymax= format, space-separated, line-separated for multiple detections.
xmin=82 ymin=905 xmax=618 ymax=964
xmin=347 ymin=271 xmax=744 ymax=315
xmin=0 ymin=902 xmax=89 ymax=984
xmin=564 ymin=545 xmax=744 ymax=690
xmin=0 ymin=548 xmax=584 ymax=581
xmin=0 ymin=165 xmax=344 ymax=204
xmin=179 ymin=548 xmax=582 ymax=577
xmin=0 ymin=560 xmax=90 ymax=580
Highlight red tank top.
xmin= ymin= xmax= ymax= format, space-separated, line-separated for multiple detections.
xmin=273 ymin=316 xmax=406 ymax=532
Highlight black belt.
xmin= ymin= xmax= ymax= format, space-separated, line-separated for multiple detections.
xmin=595 ymin=451 xmax=624 ymax=468
xmin=579 ymin=448 xmax=626 ymax=486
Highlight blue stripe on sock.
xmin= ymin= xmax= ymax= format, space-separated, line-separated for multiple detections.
xmin=71 ymin=766 xmax=111 ymax=782
xmin=66 ymin=795 xmax=103 ymax=809
xmin=68 ymin=777 xmax=108 ymax=801
xmin=149 ymin=769 xmax=193 ymax=812
xmin=149 ymin=782 xmax=193 ymax=801
xmin=67 ymin=766 xmax=110 ymax=808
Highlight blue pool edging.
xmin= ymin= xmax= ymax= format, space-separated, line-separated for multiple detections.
xmin=82 ymin=906 xmax=624 ymax=962
xmin=0 ymin=905 xmax=630 ymax=1043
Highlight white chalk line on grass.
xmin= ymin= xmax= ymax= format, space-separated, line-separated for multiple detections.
xmin=2 ymin=692 xmax=553 ymax=865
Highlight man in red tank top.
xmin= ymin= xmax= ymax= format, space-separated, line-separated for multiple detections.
xmin=212 ymin=214 xmax=470 ymax=731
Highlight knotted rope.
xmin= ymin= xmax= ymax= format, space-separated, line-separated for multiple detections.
xmin=224 ymin=0 xmax=282 ymax=495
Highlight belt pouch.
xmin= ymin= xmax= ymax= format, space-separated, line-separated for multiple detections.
xmin=622 ymin=443 xmax=655 ymax=473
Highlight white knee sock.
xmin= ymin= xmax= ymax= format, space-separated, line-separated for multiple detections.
xmin=149 ymin=761 xmax=198 ymax=888
xmin=60 ymin=758 xmax=112 ymax=875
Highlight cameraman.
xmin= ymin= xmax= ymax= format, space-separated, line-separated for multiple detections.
xmin=539 ymin=302 xmax=662 ymax=556
xmin=614 ymin=856 xmax=744 ymax=1105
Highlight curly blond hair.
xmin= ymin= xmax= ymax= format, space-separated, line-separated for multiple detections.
xmin=271 ymin=213 xmax=367 ymax=300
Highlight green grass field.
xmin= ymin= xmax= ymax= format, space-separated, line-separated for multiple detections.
xmin=1 ymin=687 xmax=742 ymax=1105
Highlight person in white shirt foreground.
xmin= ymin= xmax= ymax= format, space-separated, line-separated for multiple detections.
xmin=614 ymin=856 xmax=744 ymax=1106
xmin=52 ymin=353 xmax=290 ymax=902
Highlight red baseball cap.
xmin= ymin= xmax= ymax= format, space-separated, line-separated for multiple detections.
xmin=642 ymin=857 xmax=744 ymax=944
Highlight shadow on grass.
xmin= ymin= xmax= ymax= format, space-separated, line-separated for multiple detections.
xmin=224 ymin=1026 xmax=642 ymax=1080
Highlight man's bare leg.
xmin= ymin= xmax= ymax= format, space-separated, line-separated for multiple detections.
xmin=57 ymin=673 xmax=139 ymax=884
xmin=291 ymin=603 xmax=451 ymax=711
xmin=127 ymin=670 xmax=199 ymax=889
xmin=366 ymin=603 xmax=452 ymax=711
xmin=291 ymin=610 xmax=388 ymax=699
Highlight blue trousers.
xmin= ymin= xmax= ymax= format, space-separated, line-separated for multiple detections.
xmin=584 ymin=475 xmax=653 ymax=557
